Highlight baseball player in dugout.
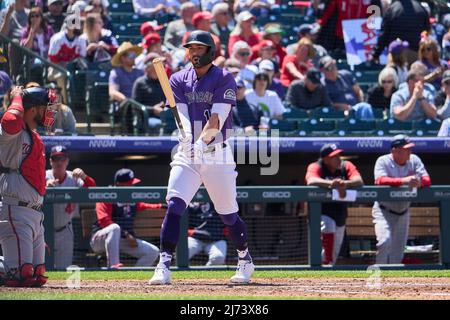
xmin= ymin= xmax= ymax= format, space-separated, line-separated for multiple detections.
xmin=46 ymin=145 xmax=96 ymax=270
xmin=90 ymin=169 xmax=162 ymax=269
xmin=373 ymin=134 xmax=431 ymax=264
xmin=305 ymin=144 xmax=364 ymax=265
xmin=149 ymin=30 xmax=255 ymax=285
xmin=0 ymin=86 xmax=58 ymax=287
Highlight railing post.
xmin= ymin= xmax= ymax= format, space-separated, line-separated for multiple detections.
xmin=176 ymin=212 xmax=189 ymax=269
xmin=308 ymin=202 xmax=322 ymax=267
xmin=439 ymin=200 xmax=450 ymax=268
xmin=43 ymin=203 xmax=54 ymax=271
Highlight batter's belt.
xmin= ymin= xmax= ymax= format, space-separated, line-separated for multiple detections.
xmin=379 ymin=205 xmax=408 ymax=216
xmin=2 ymin=196 xmax=43 ymax=212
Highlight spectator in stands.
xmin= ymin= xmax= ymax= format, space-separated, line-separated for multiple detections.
xmin=132 ymin=0 xmax=175 ymax=18
xmin=140 ymin=20 xmax=163 ymax=38
xmin=318 ymin=0 xmax=380 ymax=55
xmin=0 ymin=70 xmax=12 ymax=98
xmin=188 ymin=202 xmax=228 ymax=266
xmin=372 ymin=134 xmax=431 ymax=264
xmin=231 ymin=41 xmax=258 ymax=89
xmin=132 ymin=53 xmax=165 ymax=134
xmin=280 ymin=38 xmax=314 ymax=88
xmin=418 ymin=35 xmax=449 ymax=91
xmin=90 ymin=168 xmax=162 ymax=268
xmin=319 ymin=56 xmax=374 ymax=120
xmin=136 ymin=32 xmax=172 ymax=70
xmin=164 ymin=1 xmax=198 ymax=52
xmin=286 ymin=23 xmax=327 ymax=67
xmin=261 ymin=23 xmax=286 ymax=67
xmin=390 ymin=70 xmax=437 ymax=121
xmin=182 ymin=11 xmax=225 ymax=66
xmin=80 ymin=13 xmax=117 ymax=63
xmin=109 ymin=42 xmax=144 ymax=104
xmin=305 ymin=144 xmax=364 ymax=265
xmin=409 ymin=60 xmax=436 ymax=95
xmin=46 ymin=145 xmax=96 ymax=269
xmin=87 ymin=0 xmax=113 ymax=32
xmin=20 ymin=7 xmax=53 ymax=57
xmin=443 ymin=14 xmax=450 ymax=61
xmin=201 ymin=0 xmax=222 ymax=12
xmin=210 ymin=2 xmax=232 ymax=58
xmin=372 ymin=0 xmax=430 ymax=65
xmin=245 ymin=72 xmax=286 ymax=126
xmin=233 ymin=0 xmax=273 ymax=17
xmin=251 ymin=40 xmax=277 ymax=70
xmin=386 ymin=38 xmax=409 ymax=84
xmin=224 ymin=58 xmax=241 ymax=78
xmin=48 ymin=13 xmax=87 ymax=104
xmin=44 ymin=0 xmax=66 ymax=33
xmin=286 ymin=67 xmax=331 ymax=110
xmin=437 ymin=70 xmax=450 ymax=121
xmin=258 ymin=59 xmax=285 ymax=101
xmin=228 ymin=10 xmax=261 ymax=57
xmin=0 ymin=0 xmax=29 ymax=80
xmin=232 ymin=78 xmax=262 ymax=134
xmin=367 ymin=67 xmax=399 ymax=112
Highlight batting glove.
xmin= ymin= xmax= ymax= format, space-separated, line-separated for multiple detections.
xmin=193 ymin=139 xmax=207 ymax=161
xmin=178 ymin=133 xmax=192 ymax=156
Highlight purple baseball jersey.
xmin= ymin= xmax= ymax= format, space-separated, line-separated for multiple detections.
xmin=170 ymin=65 xmax=237 ymax=143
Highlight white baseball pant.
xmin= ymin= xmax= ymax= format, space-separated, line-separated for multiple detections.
xmin=0 ymin=204 xmax=45 ymax=272
xmin=188 ymin=237 xmax=227 ymax=265
xmin=54 ymin=223 xmax=74 ymax=270
xmin=321 ymin=214 xmax=346 ymax=265
xmin=90 ymin=223 xmax=160 ymax=267
xmin=372 ymin=204 xmax=410 ymax=264
xmin=166 ymin=145 xmax=239 ymax=215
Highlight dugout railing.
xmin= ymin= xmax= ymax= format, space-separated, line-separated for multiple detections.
xmin=42 ymin=186 xmax=450 ymax=271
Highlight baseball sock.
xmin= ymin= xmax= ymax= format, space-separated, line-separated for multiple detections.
xmin=322 ymin=233 xmax=334 ymax=264
xmin=220 ymin=212 xmax=252 ymax=262
xmin=159 ymin=197 xmax=187 ymax=268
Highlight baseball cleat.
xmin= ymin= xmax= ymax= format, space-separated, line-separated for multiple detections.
xmin=230 ymin=260 xmax=254 ymax=284
xmin=149 ymin=266 xmax=172 ymax=285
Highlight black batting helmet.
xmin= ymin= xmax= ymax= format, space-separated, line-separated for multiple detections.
xmin=22 ymin=87 xmax=53 ymax=109
xmin=183 ymin=30 xmax=216 ymax=67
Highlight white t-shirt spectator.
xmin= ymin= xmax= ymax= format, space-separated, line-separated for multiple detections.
xmin=48 ymin=31 xmax=87 ymax=65
xmin=438 ymin=118 xmax=450 ymax=136
xmin=245 ymin=89 xmax=286 ymax=118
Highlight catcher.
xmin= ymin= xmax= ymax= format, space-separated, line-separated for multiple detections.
xmin=0 ymin=86 xmax=57 ymax=287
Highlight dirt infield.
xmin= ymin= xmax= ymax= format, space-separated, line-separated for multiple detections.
xmin=3 ymin=277 xmax=450 ymax=299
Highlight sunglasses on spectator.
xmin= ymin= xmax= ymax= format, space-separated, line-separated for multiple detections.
xmin=51 ymin=155 xmax=67 ymax=162
xmin=30 ymin=14 xmax=40 ymax=18
xmin=382 ymin=80 xmax=394 ymax=84
xmin=444 ymin=80 xmax=450 ymax=86
xmin=421 ymin=47 xmax=433 ymax=52
xmin=324 ymin=64 xmax=336 ymax=71
xmin=126 ymin=52 xmax=137 ymax=59
xmin=238 ymin=51 xmax=250 ymax=57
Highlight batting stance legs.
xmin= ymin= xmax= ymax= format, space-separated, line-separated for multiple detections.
xmin=150 ymin=149 xmax=254 ymax=284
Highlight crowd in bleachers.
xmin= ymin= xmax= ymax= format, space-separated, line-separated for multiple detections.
xmin=1 ymin=0 xmax=450 ymax=136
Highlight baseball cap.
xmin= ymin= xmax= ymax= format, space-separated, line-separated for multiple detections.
xmin=320 ymin=143 xmax=343 ymax=158
xmin=236 ymin=77 xmax=245 ymax=88
xmin=236 ymin=11 xmax=255 ymax=23
xmin=318 ymin=56 xmax=336 ymax=70
xmin=48 ymin=0 xmax=63 ymax=5
xmin=388 ymin=38 xmax=409 ymax=55
xmin=144 ymin=52 xmax=162 ymax=65
xmin=114 ymin=168 xmax=141 ymax=185
xmin=442 ymin=70 xmax=450 ymax=83
xmin=192 ymin=11 xmax=213 ymax=27
xmin=50 ymin=145 xmax=68 ymax=157
xmin=443 ymin=13 xmax=450 ymax=29
xmin=391 ymin=134 xmax=415 ymax=149
xmin=263 ymin=23 xmax=284 ymax=36
xmin=142 ymin=32 xmax=161 ymax=49
xmin=258 ymin=59 xmax=275 ymax=72
xmin=140 ymin=21 xmax=163 ymax=37
xmin=306 ymin=67 xmax=321 ymax=85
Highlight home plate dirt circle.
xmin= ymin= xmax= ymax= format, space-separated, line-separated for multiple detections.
xmin=3 ymin=277 xmax=450 ymax=299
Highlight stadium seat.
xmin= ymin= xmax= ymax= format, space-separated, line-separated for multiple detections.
xmin=109 ymin=2 xmax=134 ymax=13
xmin=282 ymin=107 xmax=310 ymax=120
xmin=269 ymin=118 xmax=297 ymax=135
xmin=86 ymin=70 xmax=110 ymax=122
xmin=297 ymin=118 xmax=336 ymax=136
xmin=412 ymin=118 xmax=442 ymax=136
xmin=160 ymin=109 xmax=178 ymax=135
xmin=372 ymin=108 xmax=386 ymax=119
xmin=375 ymin=118 xmax=413 ymax=136
xmin=335 ymin=118 xmax=376 ymax=136
xmin=311 ymin=106 xmax=346 ymax=120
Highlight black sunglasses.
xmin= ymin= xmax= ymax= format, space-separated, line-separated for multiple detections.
xmin=51 ymin=155 xmax=68 ymax=161
xmin=382 ymin=80 xmax=394 ymax=84
xmin=444 ymin=80 xmax=450 ymax=86
xmin=238 ymin=51 xmax=250 ymax=57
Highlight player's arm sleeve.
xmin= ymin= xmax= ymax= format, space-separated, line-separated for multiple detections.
xmin=81 ymin=175 xmax=96 ymax=188
xmin=211 ymin=103 xmax=232 ymax=131
xmin=1 ymin=96 xmax=24 ymax=136
xmin=305 ymin=163 xmax=321 ymax=184
xmin=412 ymin=155 xmax=431 ymax=187
xmin=374 ymin=157 xmax=403 ymax=186
xmin=96 ymin=202 xmax=114 ymax=228
xmin=212 ymin=73 xmax=237 ymax=106
xmin=177 ymin=103 xmax=192 ymax=135
xmin=136 ymin=202 xmax=164 ymax=212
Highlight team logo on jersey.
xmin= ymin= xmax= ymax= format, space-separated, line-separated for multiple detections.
xmin=223 ymin=89 xmax=236 ymax=101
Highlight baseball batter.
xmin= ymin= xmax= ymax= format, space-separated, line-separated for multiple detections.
xmin=46 ymin=145 xmax=97 ymax=270
xmin=149 ymin=30 xmax=254 ymax=285
xmin=0 ymin=86 xmax=57 ymax=287
xmin=373 ymin=134 xmax=431 ymax=264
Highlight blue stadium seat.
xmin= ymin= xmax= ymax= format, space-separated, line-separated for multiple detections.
xmin=335 ymin=118 xmax=376 ymax=136
xmin=412 ymin=118 xmax=442 ymax=136
xmin=311 ymin=106 xmax=346 ymax=120
xmin=160 ymin=109 xmax=177 ymax=135
xmin=269 ymin=118 xmax=297 ymax=134
xmin=282 ymin=107 xmax=310 ymax=120
xmin=109 ymin=2 xmax=134 ymax=13
xmin=375 ymin=118 xmax=413 ymax=136
xmin=297 ymin=118 xmax=336 ymax=136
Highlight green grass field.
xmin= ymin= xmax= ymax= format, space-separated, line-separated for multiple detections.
xmin=1 ymin=270 xmax=450 ymax=300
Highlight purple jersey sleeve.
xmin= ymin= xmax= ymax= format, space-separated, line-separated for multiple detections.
xmin=169 ymin=73 xmax=188 ymax=105
xmin=212 ymin=72 xmax=237 ymax=106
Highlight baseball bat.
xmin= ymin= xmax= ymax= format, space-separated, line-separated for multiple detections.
xmin=152 ymin=57 xmax=186 ymax=138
